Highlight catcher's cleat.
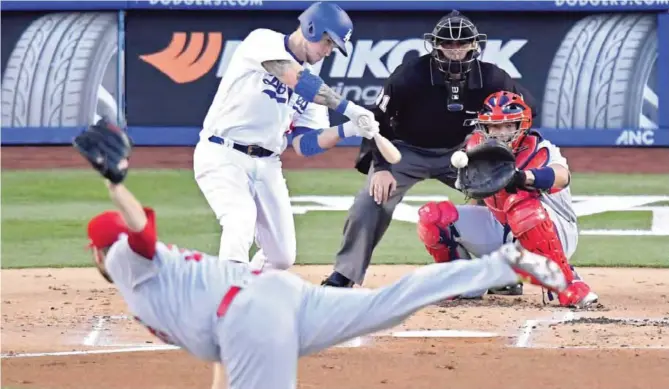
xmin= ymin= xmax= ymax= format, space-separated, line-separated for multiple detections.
xmin=488 ymin=282 xmax=523 ymax=296
xmin=498 ymin=243 xmax=568 ymax=293
xmin=452 ymin=294 xmax=483 ymax=301
xmin=321 ymin=271 xmax=354 ymax=288
xmin=558 ymin=281 xmax=599 ymax=308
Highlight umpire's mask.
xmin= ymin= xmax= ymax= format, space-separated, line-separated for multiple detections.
xmin=423 ymin=11 xmax=486 ymax=76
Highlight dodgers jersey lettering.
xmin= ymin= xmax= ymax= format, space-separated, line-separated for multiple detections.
xmin=201 ymin=28 xmax=329 ymax=154
xmin=105 ymin=223 xmax=256 ymax=361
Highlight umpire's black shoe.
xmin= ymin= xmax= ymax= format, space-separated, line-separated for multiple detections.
xmin=321 ymin=271 xmax=354 ymax=288
xmin=488 ymin=282 xmax=523 ymax=296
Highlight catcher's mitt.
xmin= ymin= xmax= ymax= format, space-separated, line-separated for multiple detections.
xmin=73 ymin=118 xmax=132 ymax=184
xmin=456 ymin=138 xmax=517 ymax=200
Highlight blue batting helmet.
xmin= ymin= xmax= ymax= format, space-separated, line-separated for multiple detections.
xmin=298 ymin=2 xmax=353 ymax=57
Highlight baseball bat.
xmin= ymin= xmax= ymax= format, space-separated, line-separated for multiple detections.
xmin=358 ymin=117 xmax=402 ymax=164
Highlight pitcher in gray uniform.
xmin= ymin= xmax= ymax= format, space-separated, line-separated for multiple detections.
xmin=83 ymin=135 xmax=569 ymax=389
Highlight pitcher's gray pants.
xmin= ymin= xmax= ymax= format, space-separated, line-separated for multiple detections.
xmin=216 ymin=249 xmax=520 ymax=389
xmin=333 ymin=142 xmax=460 ymax=285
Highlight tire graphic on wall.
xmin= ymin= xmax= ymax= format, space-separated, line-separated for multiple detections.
xmin=1 ymin=12 xmax=121 ymax=128
xmin=541 ymin=13 xmax=658 ymax=130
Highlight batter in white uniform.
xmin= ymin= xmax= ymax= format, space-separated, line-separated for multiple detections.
xmin=194 ymin=2 xmax=377 ymax=270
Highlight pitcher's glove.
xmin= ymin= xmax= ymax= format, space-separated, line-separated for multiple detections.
xmin=73 ymin=118 xmax=132 ymax=184
xmin=456 ymin=138 xmax=517 ymax=200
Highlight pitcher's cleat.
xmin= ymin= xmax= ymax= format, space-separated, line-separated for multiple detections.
xmin=498 ymin=243 xmax=569 ymax=293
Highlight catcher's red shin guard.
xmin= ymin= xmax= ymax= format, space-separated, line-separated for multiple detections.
xmin=417 ymin=201 xmax=460 ymax=263
xmin=504 ymin=192 xmax=575 ymax=287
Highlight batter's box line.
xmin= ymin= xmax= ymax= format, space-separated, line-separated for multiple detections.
xmin=82 ymin=314 xmax=135 ymax=347
xmin=514 ymin=312 xmax=669 ymax=349
xmin=83 ymin=314 xmax=371 ymax=350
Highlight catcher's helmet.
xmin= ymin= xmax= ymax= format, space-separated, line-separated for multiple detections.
xmin=477 ymin=91 xmax=533 ymax=150
xmin=299 ymin=2 xmax=353 ymax=57
xmin=423 ymin=10 xmax=486 ymax=75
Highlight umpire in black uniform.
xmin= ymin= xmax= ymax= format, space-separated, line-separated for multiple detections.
xmin=321 ymin=11 xmax=538 ymax=293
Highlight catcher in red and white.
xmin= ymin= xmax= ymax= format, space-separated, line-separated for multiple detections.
xmin=417 ymin=91 xmax=598 ymax=308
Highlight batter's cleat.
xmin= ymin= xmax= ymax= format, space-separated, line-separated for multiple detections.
xmin=557 ymin=281 xmax=599 ymax=308
xmin=488 ymin=282 xmax=523 ymax=296
xmin=321 ymin=271 xmax=354 ymax=288
xmin=499 ymin=243 xmax=568 ymax=293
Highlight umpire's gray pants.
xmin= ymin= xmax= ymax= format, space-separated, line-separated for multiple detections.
xmin=333 ymin=142 xmax=460 ymax=285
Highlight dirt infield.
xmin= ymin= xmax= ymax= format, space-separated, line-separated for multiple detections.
xmin=3 ymin=267 xmax=669 ymax=389
xmin=2 ymin=145 xmax=669 ymax=388
xmin=2 ymin=145 xmax=669 ymax=172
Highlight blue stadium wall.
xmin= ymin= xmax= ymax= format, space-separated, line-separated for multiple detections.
xmin=2 ymin=1 xmax=669 ymax=147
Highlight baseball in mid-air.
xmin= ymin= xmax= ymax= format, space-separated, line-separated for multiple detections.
xmin=451 ymin=150 xmax=469 ymax=168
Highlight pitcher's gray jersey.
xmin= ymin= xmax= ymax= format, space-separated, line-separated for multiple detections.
xmin=105 ymin=234 xmax=255 ymax=361
xmin=107 ymin=232 xmax=527 ymax=388
xmin=97 ymin=203 xmax=569 ymax=388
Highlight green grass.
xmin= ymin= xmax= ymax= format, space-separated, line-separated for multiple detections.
xmin=577 ymin=211 xmax=652 ymax=230
xmin=647 ymin=201 xmax=669 ymax=206
xmin=2 ymin=170 xmax=668 ymax=269
xmin=571 ymin=236 xmax=669 ymax=267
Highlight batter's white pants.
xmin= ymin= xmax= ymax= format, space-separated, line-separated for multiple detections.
xmin=193 ymin=139 xmax=296 ymax=270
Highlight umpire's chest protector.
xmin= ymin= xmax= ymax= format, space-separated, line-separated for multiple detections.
xmin=396 ymin=62 xmax=493 ymax=148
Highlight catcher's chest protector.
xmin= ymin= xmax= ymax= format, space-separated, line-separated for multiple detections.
xmin=483 ymin=135 xmax=549 ymax=224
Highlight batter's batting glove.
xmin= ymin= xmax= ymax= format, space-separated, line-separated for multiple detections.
xmin=73 ymin=117 xmax=133 ymax=184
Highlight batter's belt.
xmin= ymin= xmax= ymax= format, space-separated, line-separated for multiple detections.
xmin=208 ymin=135 xmax=275 ymax=158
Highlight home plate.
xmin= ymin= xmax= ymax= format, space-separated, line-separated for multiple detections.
xmin=391 ymin=330 xmax=498 ymax=338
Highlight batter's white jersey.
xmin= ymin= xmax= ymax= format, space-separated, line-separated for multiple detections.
xmin=105 ymin=234 xmax=256 ymax=361
xmin=200 ymin=28 xmax=329 ymax=154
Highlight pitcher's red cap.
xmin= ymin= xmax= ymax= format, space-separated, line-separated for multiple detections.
xmin=87 ymin=211 xmax=129 ymax=249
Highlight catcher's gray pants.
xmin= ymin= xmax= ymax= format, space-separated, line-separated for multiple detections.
xmin=333 ymin=142 xmax=460 ymax=285
xmin=450 ymin=202 xmax=580 ymax=297
xmin=453 ymin=204 xmax=578 ymax=260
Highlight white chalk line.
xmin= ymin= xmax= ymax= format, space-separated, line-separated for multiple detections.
xmin=0 ymin=338 xmax=367 ymax=360
xmin=1 ymin=345 xmax=180 ymax=359
xmin=1 ymin=340 xmax=368 ymax=360
xmin=514 ymin=310 xmax=575 ymax=348
xmin=2 ymin=326 xmax=506 ymax=360
xmin=82 ymin=316 xmax=107 ymax=346
xmin=514 ymin=319 xmax=539 ymax=348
